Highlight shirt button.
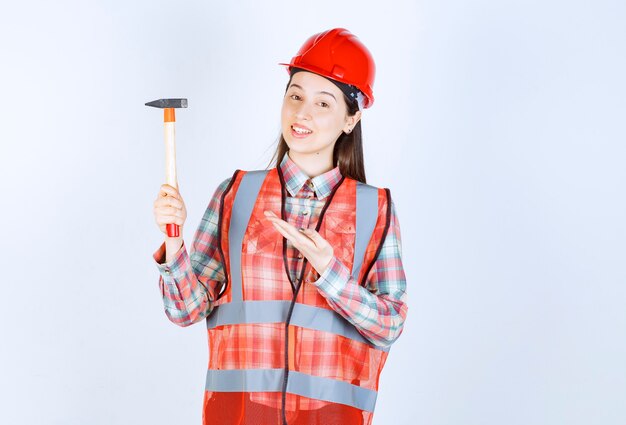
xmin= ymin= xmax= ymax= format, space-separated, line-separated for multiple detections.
xmin=297 ymin=253 xmax=303 ymax=259
xmin=301 ymin=210 xmax=309 ymax=216
xmin=164 ymin=269 xmax=171 ymax=274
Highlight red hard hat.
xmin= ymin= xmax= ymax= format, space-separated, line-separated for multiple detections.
xmin=278 ymin=28 xmax=376 ymax=108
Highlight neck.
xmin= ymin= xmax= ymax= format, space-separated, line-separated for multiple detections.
xmin=287 ymin=150 xmax=334 ymax=178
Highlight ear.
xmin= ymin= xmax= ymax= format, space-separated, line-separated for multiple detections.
xmin=343 ymin=110 xmax=362 ymax=133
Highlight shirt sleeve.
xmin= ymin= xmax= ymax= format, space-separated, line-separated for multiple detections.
xmin=312 ymin=198 xmax=408 ymax=347
xmin=152 ymin=177 xmax=232 ymax=327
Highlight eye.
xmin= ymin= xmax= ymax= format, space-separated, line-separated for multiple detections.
xmin=289 ymin=94 xmax=301 ymax=100
xmin=319 ymin=102 xmax=329 ymax=108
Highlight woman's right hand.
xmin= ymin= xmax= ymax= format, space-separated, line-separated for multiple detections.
xmin=154 ymin=184 xmax=187 ymax=237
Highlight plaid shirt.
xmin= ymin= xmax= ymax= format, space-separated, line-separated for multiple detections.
xmin=153 ymin=153 xmax=408 ymax=347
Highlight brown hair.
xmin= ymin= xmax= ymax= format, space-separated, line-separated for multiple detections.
xmin=267 ymin=70 xmax=367 ymax=183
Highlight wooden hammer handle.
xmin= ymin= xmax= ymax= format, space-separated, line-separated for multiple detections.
xmin=164 ymin=109 xmax=179 ymax=238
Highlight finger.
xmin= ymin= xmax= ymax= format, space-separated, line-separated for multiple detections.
xmin=266 ymin=216 xmax=299 ymax=239
xmin=159 ymin=206 xmax=184 ymax=216
xmin=156 ymin=212 xmax=185 ymax=225
xmin=158 ymin=214 xmax=184 ymax=226
xmin=268 ymin=218 xmax=314 ymax=250
xmin=160 ymin=184 xmax=180 ymax=199
xmin=270 ymin=221 xmax=297 ymax=245
xmin=301 ymin=228 xmax=327 ymax=247
xmin=266 ymin=216 xmax=311 ymax=244
xmin=156 ymin=196 xmax=183 ymax=209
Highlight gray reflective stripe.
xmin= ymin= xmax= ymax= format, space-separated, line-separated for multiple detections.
xmin=206 ymin=301 xmax=390 ymax=352
xmin=228 ymin=170 xmax=268 ymax=302
xmin=205 ymin=367 xmax=284 ymax=392
xmin=204 ymin=368 xmax=378 ymax=412
xmin=291 ymin=303 xmax=390 ymax=352
xmin=207 ymin=300 xmax=287 ymax=326
xmin=352 ymin=182 xmax=379 ymax=280
xmin=288 ymin=370 xmax=378 ymax=412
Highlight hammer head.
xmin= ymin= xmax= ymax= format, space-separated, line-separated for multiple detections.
xmin=145 ymin=98 xmax=188 ymax=109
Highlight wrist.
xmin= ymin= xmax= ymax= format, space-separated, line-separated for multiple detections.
xmin=316 ymin=254 xmax=334 ymax=276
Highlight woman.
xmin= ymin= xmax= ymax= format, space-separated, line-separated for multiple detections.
xmin=152 ymin=28 xmax=408 ymax=425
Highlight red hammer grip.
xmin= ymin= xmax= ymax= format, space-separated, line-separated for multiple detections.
xmin=166 ymin=223 xmax=180 ymax=238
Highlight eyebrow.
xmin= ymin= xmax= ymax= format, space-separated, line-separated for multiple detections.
xmin=288 ymin=83 xmax=336 ymax=101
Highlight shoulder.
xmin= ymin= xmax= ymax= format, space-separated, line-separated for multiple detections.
xmin=352 ymin=178 xmax=393 ymax=206
xmin=349 ymin=176 xmax=389 ymax=193
xmin=214 ymin=168 xmax=273 ymax=197
xmin=353 ymin=179 xmax=401 ymax=230
xmin=212 ymin=174 xmax=235 ymax=198
xmin=209 ymin=169 xmax=241 ymax=202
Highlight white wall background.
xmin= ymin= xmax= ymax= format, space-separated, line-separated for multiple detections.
xmin=1 ymin=0 xmax=625 ymax=424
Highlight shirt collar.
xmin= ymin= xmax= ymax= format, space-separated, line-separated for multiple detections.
xmin=279 ymin=152 xmax=342 ymax=200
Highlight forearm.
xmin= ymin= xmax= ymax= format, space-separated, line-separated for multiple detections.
xmin=312 ymin=255 xmax=408 ymax=347
xmin=154 ymin=241 xmax=218 ymax=327
xmin=153 ymin=176 xmax=232 ymax=328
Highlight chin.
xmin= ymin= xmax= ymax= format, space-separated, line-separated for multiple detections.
xmin=284 ymin=137 xmax=317 ymax=153
xmin=286 ymin=144 xmax=314 ymax=155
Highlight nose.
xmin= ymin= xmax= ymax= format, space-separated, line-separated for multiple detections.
xmin=294 ymin=101 xmax=312 ymax=120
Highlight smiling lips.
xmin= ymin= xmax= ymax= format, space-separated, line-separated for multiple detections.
xmin=291 ymin=124 xmax=313 ymax=139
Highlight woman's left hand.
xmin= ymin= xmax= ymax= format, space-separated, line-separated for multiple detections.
xmin=264 ymin=210 xmax=334 ymax=276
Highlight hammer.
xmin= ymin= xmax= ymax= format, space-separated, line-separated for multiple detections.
xmin=145 ymin=98 xmax=188 ymax=237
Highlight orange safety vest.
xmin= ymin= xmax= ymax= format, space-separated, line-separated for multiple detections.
xmin=202 ymin=166 xmax=392 ymax=425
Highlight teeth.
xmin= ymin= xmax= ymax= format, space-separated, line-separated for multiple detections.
xmin=293 ymin=126 xmax=312 ymax=134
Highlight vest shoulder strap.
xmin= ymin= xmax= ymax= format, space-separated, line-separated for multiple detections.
xmin=352 ymin=181 xmax=379 ymax=280
xmin=356 ymin=184 xmax=393 ymax=287
xmin=228 ymin=169 xmax=270 ymax=303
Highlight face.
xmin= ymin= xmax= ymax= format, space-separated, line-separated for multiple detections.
xmin=281 ymin=71 xmax=361 ymax=158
